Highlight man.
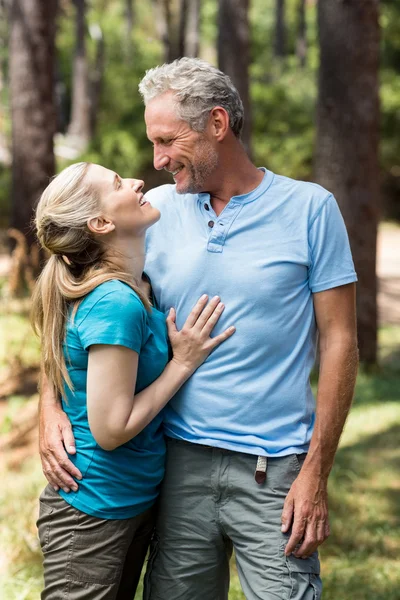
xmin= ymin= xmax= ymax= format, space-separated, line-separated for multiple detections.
xmin=39 ymin=58 xmax=358 ymax=600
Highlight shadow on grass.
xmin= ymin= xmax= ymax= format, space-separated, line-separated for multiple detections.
xmin=327 ymin=423 xmax=400 ymax=557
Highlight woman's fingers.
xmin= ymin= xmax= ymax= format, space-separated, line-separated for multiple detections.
xmin=166 ymin=307 xmax=177 ymax=339
xmin=209 ymin=326 xmax=236 ymax=348
xmin=201 ymin=301 xmax=225 ymax=335
xmin=183 ymin=294 xmax=209 ymax=328
xmin=194 ymin=296 xmax=222 ymax=330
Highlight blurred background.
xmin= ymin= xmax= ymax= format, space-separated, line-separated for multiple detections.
xmin=0 ymin=0 xmax=399 ymax=598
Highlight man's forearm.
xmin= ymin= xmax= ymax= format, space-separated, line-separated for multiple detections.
xmin=303 ymin=335 xmax=359 ymax=481
xmin=39 ymin=368 xmax=62 ymax=409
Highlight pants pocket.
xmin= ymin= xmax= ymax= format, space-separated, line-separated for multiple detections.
xmin=285 ymin=551 xmax=322 ymax=600
xmin=37 ymin=501 xmax=54 ymax=553
xmin=67 ymin=517 xmax=131 ymax=585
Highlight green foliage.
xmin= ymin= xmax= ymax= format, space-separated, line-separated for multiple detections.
xmin=0 ymin=0 xmax=399 ymax=214
xmin=252 ymin=69 xmax=316 ymax=178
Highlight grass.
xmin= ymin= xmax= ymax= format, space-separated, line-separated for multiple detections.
xmin=0 ymin=314 xmax=399 ymax=599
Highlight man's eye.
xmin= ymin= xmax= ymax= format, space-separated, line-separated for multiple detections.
xmin=117 ymin=178 xmax=122 ymax=189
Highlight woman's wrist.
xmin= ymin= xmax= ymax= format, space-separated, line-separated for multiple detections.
xmin=169 ymin=358 xmax=195 ymax=382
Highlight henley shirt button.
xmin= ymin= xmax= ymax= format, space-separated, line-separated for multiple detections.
xmin=204 ymin=203 xmax=210 ymax=211
xmin=208 ymin=220 xmax=214 ymax=228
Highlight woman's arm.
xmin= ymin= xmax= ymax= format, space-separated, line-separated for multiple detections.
xmin=87 ymin=295 xmax=234 ymax=450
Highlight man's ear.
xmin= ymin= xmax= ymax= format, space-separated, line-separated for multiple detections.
xmin=209 ymin=106 xmax=230 ymax=141
xmin=87 ymin=215 xmax=115 ymax=235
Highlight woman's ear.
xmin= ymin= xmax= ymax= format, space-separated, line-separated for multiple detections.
xmin=87 ymin=215 xmax=115 ymax=235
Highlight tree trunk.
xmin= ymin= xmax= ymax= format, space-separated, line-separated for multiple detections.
xmin=218 ymin=0 xmax=252 ymax=157
xmin=89 ymin=25 xmax=105 ymax=138
xmin=67 ymin=0 xmax=91 ymax=148
xmin=124 ymin=0 xmax=134 ymax=62
xmin=185 ymin=0 xmax=200 ymax=57
xmin=274 ymin=0 xmax=286 ymax=58
xmin=179 ymin=0 xmax=200 ymax=58
xmin=314 ymin=0 xmax=380 ymax=366
xmin=296 ymin=0 xmax=306 ymax=68
xmin=10 ymin=0 xmax=57 ymax=245
xmin=152 ymin=0 xmax=179 ymax=62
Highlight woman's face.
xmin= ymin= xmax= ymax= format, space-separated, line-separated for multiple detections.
xmin=87 ymin=164 xmax=160 ymax=236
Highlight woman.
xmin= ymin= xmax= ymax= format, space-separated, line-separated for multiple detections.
xmin=32 ymin=162 xmax=235 ymax=599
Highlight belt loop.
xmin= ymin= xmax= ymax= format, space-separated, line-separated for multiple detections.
xmin=255 ymin=456 xmax=267 ymax=484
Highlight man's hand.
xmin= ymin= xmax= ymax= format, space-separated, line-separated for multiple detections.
xmin=39 ymin=402 xmax=82 ymax=492
xmin=281 ymin=470 xmax=330 ymax=558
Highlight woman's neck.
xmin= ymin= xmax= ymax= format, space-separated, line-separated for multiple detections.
xmin=105 ymin=234 xmax=146 ymax=285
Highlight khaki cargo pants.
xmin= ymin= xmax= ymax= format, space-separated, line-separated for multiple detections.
xmin=37 ymin=485 xmax=155 ymax=600
xmin=144 ymin=438 xmax=322 ymax=600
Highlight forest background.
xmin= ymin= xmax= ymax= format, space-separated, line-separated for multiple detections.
xmin=0 ymin=0 xmax=399 ymax=599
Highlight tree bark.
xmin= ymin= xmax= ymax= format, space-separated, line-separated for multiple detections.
xmin=10 ymin=0 xmax=57 ymax=244
xmin=152 ymin=0 xmax=179 ymax=62
xmin=296 ymin=0 xmax=306 ymax=68
xmin=315 ymin=0 xmax=380 ymax=366
xmin=124 ymin=0 xmax=134 ymax=62
xmin=274 ymin=0 xmax=286 ymax=58
xmin=67 ymin=0 xmax=91 ymax=147
xmin=89 ymin=25 xmax=104 ymax=138
xmin=179 ymin=0 xmax=200 ymax=58
xmin=218 ymin=0 xmax=252 ymax=157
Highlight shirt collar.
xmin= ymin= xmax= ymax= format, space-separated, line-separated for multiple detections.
xmin=197 ymin=168 xmax=274 ymax=206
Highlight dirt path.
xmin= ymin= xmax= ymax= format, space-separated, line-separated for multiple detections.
xmin=377 ymin=225 xmax=400 ymax=325
xmin=1 ymin=225 xmax=399 ymax=324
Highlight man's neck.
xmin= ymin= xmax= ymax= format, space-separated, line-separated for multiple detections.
xmin=208 ymin=163 xmax=265 ymax=216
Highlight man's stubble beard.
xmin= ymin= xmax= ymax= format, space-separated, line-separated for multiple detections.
xmin=176 ymin=139 xmax=219 ymax=195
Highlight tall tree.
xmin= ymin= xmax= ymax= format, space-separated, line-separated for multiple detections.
xmin=124 ymin=0 xmax=134 ymax=62
xmin=315 ymin=0 xmax=380 ymax=366
xmin=179 ymin=0 xmax=200 ymax=58
xmin=152 ymin=0 xmax=179 ymax=62
xmin=296 ymin=0 xmax=306 ymax=68
xmin=10 ymin=0 xmax=57 ymax=244
xmin=274 ymin=0 xmax=286 ymax=58
xmin=218 ymin=0 xmax=252 ymax=157
xmin=67 ymin=0 xmax=91 ymax=148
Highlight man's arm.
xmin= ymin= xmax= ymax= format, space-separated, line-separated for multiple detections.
xmin=281 ymin=282 xmax=358 ymax=557
xmin=39 ymin=370 xmax=82 ymax=492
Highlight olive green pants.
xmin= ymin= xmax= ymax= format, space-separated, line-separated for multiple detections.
xmin=144 ymin=438 xmax=322 ymax=600
xmin=37 ymin=485 xmax=155 ymax=600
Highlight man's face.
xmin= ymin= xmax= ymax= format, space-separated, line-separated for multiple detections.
xmin=145 ymin=92 xmax=219 ymax=194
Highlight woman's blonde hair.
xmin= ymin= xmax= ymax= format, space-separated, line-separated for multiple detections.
xmin=31 ymin=162 xmax=150 ymax=399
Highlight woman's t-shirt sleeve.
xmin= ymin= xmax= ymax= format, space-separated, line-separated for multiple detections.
xmin=77 ymin=289 xmax=146 ymax=353
xmin=308 ymin=194 xmax=358 ymax=293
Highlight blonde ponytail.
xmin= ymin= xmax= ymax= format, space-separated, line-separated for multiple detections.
xmin=31 ymin=162 xmax=150 ymax=399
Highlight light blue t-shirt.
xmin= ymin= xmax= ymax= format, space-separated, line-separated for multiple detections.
xmin=144 ymin=168 xmax=357 ymax=457
xmin=59 ymin=280 xmax=168 ymax=519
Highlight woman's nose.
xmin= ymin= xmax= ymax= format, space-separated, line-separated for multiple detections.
xmin=129 ymin=179 xmax=144 ymax=192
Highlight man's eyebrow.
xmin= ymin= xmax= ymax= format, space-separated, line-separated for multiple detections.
xmin=151 ymin=135 xmax=172 ymax=143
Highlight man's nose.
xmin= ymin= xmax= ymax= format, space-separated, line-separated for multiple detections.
xmin=153 ymin=146 xmax=169 ymax=171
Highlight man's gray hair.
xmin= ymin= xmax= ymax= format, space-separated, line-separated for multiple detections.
xmin=138 ymin=58 xmax=244 ymax=138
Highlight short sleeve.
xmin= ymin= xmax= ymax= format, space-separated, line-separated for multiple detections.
xmin=308 ymin=194 xmax=357 ymax=293
xmin=78 ymin=289 xmax=146 ymax=352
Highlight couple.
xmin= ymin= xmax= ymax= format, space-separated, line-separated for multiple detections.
xmin=34 ymin=58 xmax=358 ymax=600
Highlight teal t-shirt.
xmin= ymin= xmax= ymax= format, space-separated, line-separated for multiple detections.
xmin=59 ymin=279 xmax=168 ymax=519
